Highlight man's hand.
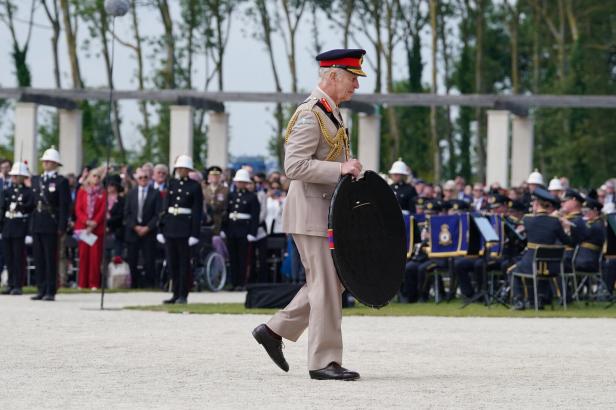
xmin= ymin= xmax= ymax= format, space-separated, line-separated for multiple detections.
xmin=341 ymin=159 xmax=362 ymax=178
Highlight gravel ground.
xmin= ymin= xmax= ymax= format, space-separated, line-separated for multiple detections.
xmin=1 ymin=291 xmax=615 ymax=409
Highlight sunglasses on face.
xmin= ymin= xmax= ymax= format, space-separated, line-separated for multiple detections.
xmin=138 ymin=176 xmax=149 ymax=180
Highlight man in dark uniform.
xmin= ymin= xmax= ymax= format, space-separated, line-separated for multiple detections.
xmin=561 ymin=189 xmax=588 ymax=271
xmin=30 ymin=147 xmax=71 ymax=301
xmin=0 ymin=162 xmax=34 ymax=295
xmin=157 ymin=155 xmax=203 ymax=304
xmin=512 ymin=188 xmax=571 ymax=310
xmin=402 ymin=199 xmax=445 ymax=302
xmin=125 ymin=167 xmax=162 ymax=288
xmin=221 ymin=168 xmax=260 ymax=290
xmin=388 ymin=158 xmax=417 ymax=214
xmin=576 ymin=196 xmax=604 ymax=272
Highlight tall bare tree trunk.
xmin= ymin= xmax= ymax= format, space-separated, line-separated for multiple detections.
xmin=130 ymin=1 xmax=151 ymax=159
xmin=438 ymin=7 xmax=455 ymax=177
xmin=158 ymin=0 xmax=175 ymax=89
xmin=41 ymin=0 xmax=62 ymax=88
xmin=429 ymin=0 xmax=440 ymax=182
xmin=475 ymin=0 xmax=485 ymax=182
xmin=256 ymin=0 xmax=285 ymax=165
xmin=60 ymin=0 xmax=83 ymax=88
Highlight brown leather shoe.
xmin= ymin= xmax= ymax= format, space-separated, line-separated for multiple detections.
xmin=252 ymin=324 xmax=289 ymax=372
xmin=309 ymin=362 xmax=360 ymax=381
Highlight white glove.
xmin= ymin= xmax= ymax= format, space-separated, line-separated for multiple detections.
xmin=0 ymin=233 xmax=3 ymax=240
xmin=156 ymin=233 xmax=166 ymax=244
xmin=188 ymin=236 xmax=199 ymax=246
xmin=219 ymin=231 xmax=226 ymax=239
xmin=25 ymin=235 xmax=33 ymax=245
xmin=247 ymin=234 xmax=257 ymax=242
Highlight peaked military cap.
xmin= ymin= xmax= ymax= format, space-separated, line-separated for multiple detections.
xmin=316 ymin=49 xmax=367 ymax=77
xmin=443 ymin=199 xmax=470 ymax=212
xmin=508 ymin=200 xmax=527 ymax=213
xmin=207 ymin=166 xmax=223 ymax=175
xmin=563 ymin=188 xmax=584 ymax=203
xmin=424 ymin=199 xmax=442 ymax=213
xmin=532 ymin=187 xmax=560 ymax=207
xmin=584 ymin=197 xmax=603 ymax=211
xmin=488 ymin=194 xmax=508 ymax=209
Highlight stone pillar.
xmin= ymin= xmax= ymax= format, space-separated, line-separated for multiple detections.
xmin=14 ymin=102 xmax=38 ymax=174
xmin=357 ymin=113 xmax=381 ymax=172
xmin=207 ymin=112 xmax=229 ymax=169
xmin=486 ymin=110 xmax=510 ymax=187
xmin=58 ymin=109 xmax=83 ymax=176
xmin=511 ymin=115 xmax=534 ymax=187
xmin=169 ymin=105 xmax=194 ymax=171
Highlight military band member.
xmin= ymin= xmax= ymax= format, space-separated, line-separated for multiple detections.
xmin=388 ymin=158 xmax=417 ymax=214
xmin=403 ymin=199 xmax=445 ymax=302
xmin=220 ymin=168 xmax=260 ymax=290
xmin=30 ymin=148 xmax=71 ymax=301
xmin=252 ymin=48 xmax=364 ymax=381
xmin=560 ymin=189 xmax=588 ymax=271
xmin=157 ymin=155 xmax=203 ymax=304
xmin=512 ymin=188 xmax=571 ymax=310
xmin=576 ymin=196 xmax=605 ymax=272
xmin=0 ymin=162 xmax=34 ymax=295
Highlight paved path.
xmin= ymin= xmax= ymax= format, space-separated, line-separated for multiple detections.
xmin=1 ymin=291 xmax=615 ymax=409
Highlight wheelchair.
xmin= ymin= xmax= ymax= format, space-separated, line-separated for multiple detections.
xmin=158 ymin=226 xmax=228 ymax=292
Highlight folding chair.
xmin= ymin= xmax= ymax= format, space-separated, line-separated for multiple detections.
xmin=511 ymin=245 xmax=566 ymax=311
xmin=573 ymin=248 xmax=607 ymax=303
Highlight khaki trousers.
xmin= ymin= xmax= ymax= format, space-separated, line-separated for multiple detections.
xmin=267 ymin=234 xmax=344 ymax=371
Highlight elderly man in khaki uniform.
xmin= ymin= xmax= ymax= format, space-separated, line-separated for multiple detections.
xmin=252 ymin=49 xmax=365 ymax=381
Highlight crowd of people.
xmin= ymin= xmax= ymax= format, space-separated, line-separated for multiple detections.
xmin=0 ymin=146 xmax=614 ymax=309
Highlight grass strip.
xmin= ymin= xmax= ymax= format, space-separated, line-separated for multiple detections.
xmin=127 ymin=301 xmax=616 ymax=318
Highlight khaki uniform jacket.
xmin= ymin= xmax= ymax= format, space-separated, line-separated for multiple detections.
xmin=282 ymin=88 xmax=349 ymax=237
xmin=203 ymin=183 xmax=229 ymax=234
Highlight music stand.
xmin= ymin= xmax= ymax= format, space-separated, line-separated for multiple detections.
xmin=461 ymin=215 xmax=506 ymax=308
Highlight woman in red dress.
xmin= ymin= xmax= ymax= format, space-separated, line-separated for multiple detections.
xmin=74 ymin=168 xmax=107 ymax=289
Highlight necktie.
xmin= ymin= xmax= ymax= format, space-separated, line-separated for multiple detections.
xmin=138 ymin=188 xmax=145 ymax=223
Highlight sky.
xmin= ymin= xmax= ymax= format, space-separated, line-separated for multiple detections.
xmin=0 ymin=1 xmax=430 ymax=162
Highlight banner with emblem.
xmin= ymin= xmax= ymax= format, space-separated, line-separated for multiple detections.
xmin=427 ymin=214 xmax=463 ymax=257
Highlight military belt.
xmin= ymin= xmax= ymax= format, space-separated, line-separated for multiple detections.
xmin=5 ymin=211 xmax=26 ymax=219
xmin=580 ymin=242 xmax=601 ymax=252
xmin=526 ymin=242 xmax=564 ymax=250
xmin=229 ymin=212 xmax=251 ymax=221
xmin=168 ymin=207 xmax=191 ymax=216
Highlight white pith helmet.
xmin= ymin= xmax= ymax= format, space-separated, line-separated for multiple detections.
xmin=526 ymin=169 xmax=544 ymax=185
xmin=9 ymin=161 xmax=30 ymax=177
xmin=388 ymin=158 xmax=410 ymax=176
xmin=40 ymin=146 xmax=62 ymax=165
xmin=548 ymin=177 xmax=564 ymax=191
xmin=173 ymin=154 xmax=195 ymax=171
xmin=233 ymin=168 xmax=252 ymax=183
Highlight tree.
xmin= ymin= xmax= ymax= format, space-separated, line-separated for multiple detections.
xmin=59 ymin=0 xmax=83 ymax=89
xmin=41 ymin=0 xmax=62 ymax=88
xmin=1 ymin=0 xmax=36 ymax=87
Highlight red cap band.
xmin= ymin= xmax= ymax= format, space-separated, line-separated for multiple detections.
xmin=319 ymin=57 xmax=361 ymax=68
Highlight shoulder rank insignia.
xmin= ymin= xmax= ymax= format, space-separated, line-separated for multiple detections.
xmin=320 ymin=98 xmax=333 ymax=113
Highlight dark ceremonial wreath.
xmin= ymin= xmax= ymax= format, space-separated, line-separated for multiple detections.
xmin=328 ymin=171 xmax=406 ymax=308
